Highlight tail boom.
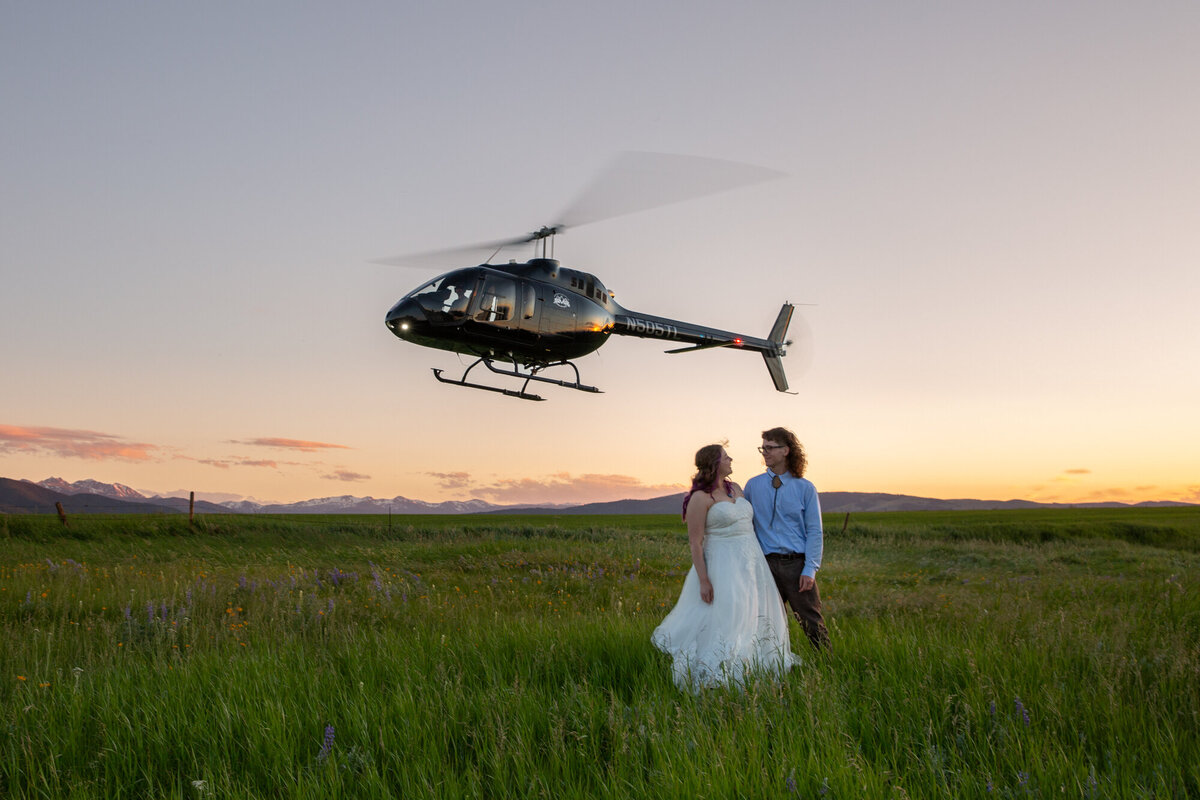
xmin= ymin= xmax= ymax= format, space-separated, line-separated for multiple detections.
xmin=611 ymin=302 xmax=794 ymax=392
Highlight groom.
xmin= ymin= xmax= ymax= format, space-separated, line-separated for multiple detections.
xmin=744 ymin=426 xmax=831 ymax=651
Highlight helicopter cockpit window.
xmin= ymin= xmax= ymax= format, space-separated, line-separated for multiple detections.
xmin=411 ymin=275 xmax=474 ymax=321
xmin=475 ymin=276 xmax=516 ymax=323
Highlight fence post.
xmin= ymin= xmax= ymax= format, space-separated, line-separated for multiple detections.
xmin=189 ymin=491 xmax=195 ymax=524
xmin=841 ymin=512 xmax=850 ymax=534
xmin=55 ymin=501 xmax=69 ymax=528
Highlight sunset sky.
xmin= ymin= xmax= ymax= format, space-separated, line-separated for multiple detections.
xmin=3 ymin=2 xmax=1198 ymax=507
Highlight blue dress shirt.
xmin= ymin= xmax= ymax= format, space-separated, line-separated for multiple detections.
xmin=744 ymin=469 xmax=824 ymax=578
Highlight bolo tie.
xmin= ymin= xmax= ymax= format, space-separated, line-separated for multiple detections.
xmin=770 ymin=473 xmax=782 ymax=524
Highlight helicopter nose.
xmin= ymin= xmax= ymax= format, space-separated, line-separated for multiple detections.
xmin=385 ymin=297 xmax=423 ymax=339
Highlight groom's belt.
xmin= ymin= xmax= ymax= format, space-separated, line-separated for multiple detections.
xmin=764 ymin=552 xmax=805 ymax=561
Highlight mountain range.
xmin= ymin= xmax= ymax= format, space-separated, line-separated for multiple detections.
xmin=1 ymin=476 xmax=1193 ymax=516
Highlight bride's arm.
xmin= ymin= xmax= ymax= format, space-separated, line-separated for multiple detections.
xmin=685 ymin=491 xmax=714 ymax=604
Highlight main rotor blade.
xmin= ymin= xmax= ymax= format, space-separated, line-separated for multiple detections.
xmin=373 ymin=152 xmax=783 ymax=268
xmin=371 ymin=234 xmax=534 ymax=268
xmin=554 ymin=151 xmax=784 ymax=230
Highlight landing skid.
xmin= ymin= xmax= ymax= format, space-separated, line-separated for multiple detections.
xmin=432 ymin=357 xmax=603 ymax=401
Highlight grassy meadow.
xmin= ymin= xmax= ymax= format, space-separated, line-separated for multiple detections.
xmin=2 ymin=508 xmax=1198 ymax=799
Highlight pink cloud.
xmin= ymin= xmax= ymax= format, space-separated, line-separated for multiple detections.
xmin=474 ymin=472 xmax=684 ymax=505
xmin=427 ymin=471 xmax=472 ymax=490
xmin=195 ymin=458 xmax=283 ymax=470
xmin=323 ymin=470 xmax=371 ymax=482
xmin=0 ymin=424 xmax=157 ymax=461
xmin=231 ymin=437 xmax=351 ymax=452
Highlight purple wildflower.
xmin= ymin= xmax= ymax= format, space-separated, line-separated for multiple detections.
xmin=785 ymin=770 xmax=797 ymax=794
xmin=1014 ymin=697 xmax=1030 ymax=727
xmin=317 ymin=724 xmax=335 ymax=762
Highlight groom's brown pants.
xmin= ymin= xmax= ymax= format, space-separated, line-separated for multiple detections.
xmin=764 ymin=553 xmax=831 ymax=652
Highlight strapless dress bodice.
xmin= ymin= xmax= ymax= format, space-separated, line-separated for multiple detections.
xmin=705 ymin=497 xmax=755 ymax=539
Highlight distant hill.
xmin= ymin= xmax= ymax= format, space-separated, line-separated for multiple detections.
xmin=2 ymin=476 xmax=1193 ymax=516
xmin=483 ymin=490 xmax=1196 ymax=515
xmin=0 ymin=478 xmax=182 ymax=515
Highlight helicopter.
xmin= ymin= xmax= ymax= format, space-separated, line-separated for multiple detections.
xmin=380 ymin=153 xmax=797 ymax=402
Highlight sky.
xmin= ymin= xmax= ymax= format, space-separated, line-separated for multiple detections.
xmin=3 ymin=1 xmax=1198 ymax=507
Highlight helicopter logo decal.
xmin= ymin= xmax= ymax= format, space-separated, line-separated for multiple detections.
xmin=377 ymin=152 xmax=798 ymax=401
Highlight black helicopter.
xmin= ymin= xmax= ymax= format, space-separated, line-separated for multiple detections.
xmin=381 ymin=154 xmax=796 ymax=401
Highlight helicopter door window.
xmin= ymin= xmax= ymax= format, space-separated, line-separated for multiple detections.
xmin=522 ymin=283 xmax=536 ymax=320
xmin=475 ymin=276 xmax=516 ymax=323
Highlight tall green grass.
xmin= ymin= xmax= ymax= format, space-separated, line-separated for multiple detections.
xmin=2 ymin=509 xmax=1197 ymax=798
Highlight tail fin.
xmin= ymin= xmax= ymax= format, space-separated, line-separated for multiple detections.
xmin=763 ymin=303 xmax=794 ymax=392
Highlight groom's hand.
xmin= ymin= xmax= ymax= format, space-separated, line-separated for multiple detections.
xmin=797 ymin=575 xmax=815 ymax=593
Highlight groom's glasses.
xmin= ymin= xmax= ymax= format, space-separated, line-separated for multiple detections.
xmin=757 ymin=445 xmax=785 ymax=454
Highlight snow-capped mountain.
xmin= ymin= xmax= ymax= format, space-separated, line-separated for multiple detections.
xmin=29 ymin=478 xmax=531 ymax=514
xmin=223 ymin=494 xmax=502 ymax=514
xmin=37 ymin=477 xmax=148 ymax=501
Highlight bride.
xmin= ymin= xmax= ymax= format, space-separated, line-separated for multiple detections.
xmin=652 ymin=444 xmax=798 ymax=692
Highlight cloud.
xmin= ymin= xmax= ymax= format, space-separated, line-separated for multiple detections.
xmin=0 ymin=424 xmax=157 ymax=461
xmin=427 ymin=471 xmax=473 ymax=490
xmin=473 ymin=472 xmax=685 ymax=505
xmin=195 ymin=458 xmax=283 ymax=470
xmin=1053 ymin=468 xmax=1093 ymax=483
xmin=1082 ymin=487 xmax=1130 ymax=501
xmin=323 ymin=470 xmax=371 ymax=482
xmin=230 ymin=437 xmax=351 ymax=452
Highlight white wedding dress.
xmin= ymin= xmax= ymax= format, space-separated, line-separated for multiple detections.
xmin=652 ymin=497 xmax=798 ymax=692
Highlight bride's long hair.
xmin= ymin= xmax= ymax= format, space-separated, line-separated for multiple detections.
xmin=681 ymin=443 xmax=733 ymax=521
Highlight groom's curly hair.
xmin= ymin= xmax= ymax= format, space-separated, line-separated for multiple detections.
xmin=762 ymin=426 xmax=806 ymax=478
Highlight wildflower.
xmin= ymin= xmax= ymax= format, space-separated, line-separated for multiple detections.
xmin=1014 ymin=697 xmax=1030 ymax=727
xmin=317 ymin=724 xmax=335 ymax=762
xmin=785 ymin=770 xmax=797 ymax=794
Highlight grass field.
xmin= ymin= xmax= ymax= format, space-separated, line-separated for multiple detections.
xmin=2 ymin=508 xmax=1198 ymax=798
